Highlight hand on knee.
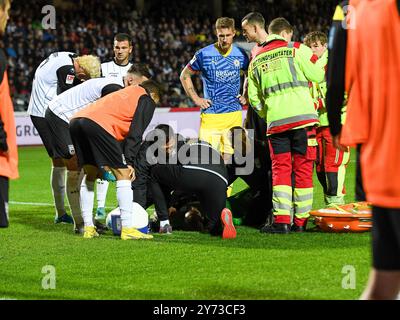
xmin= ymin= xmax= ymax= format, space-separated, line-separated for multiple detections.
xmin=111 ymin=166 xmax=135 ymax=181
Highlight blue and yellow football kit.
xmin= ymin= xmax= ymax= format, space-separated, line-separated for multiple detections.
xmin=188 ymin=43 xmax=249 ymax=154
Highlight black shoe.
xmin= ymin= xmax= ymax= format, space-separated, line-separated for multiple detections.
xmin=201 ymin=224 xmax=222 ymax=236
xmin=148 ymin=220 xmax=160 ymax=233
xmin=94 ymin=220 xmax=108 ymax=234
xmin=200 ymin=228 xmax=211 ymax=234
xmin=260 ymin=223 xmax=290 ymax=234
xmin=290 ymin=224 xmax=306 ymax=232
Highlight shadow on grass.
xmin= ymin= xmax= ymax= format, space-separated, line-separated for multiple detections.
xmin=10 ymin=206 xmax=370 ymax=252
xmin=150 ymin=226 xmax=370 ymax=252
xmin=10 ymin=206 xmax=75 ymax=234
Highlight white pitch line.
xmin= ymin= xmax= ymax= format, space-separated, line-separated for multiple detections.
xmin=9 ymin=201 xmax=53 ymax=206
xmin=9 ymin=201 xmax=115 ymax=209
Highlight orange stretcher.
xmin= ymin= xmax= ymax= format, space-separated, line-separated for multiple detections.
xmin=310 ymin=202 xmax=372 ymax=233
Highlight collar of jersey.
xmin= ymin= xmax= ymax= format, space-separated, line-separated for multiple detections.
xmin=214 ymin=43 xmax=233 ymax=57
xmin=113 ymin=58 xmax=131 ymax=67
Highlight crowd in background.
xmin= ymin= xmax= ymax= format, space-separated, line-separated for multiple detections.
xmin=0 ymin=0 xmax=336 ymax=111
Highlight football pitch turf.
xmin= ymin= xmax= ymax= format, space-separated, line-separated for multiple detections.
xmin=0 ymin=146 xmax=370 ymax=300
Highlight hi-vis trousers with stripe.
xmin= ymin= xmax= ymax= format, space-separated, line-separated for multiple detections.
xmin=268 ymin=127 xmax=317 ymax=227
xmin=316 ymin=127 xmax=350 ymax=206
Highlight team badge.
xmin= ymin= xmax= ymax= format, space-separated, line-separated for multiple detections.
xmin=66 ymin=74 xmax=75 ymax=84
xmin=234 ymin=59 xmax=240 ymax=67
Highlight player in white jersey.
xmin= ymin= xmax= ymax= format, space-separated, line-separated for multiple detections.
xmin=44 ymin=64 xmax=150 ymax=233
xmin=101 ymin=33 xmax=133 ymax=86
xmin=97 ymin=33 xmax=134 ymax=219
xmin=27 ymin=52 xmax=101 ymax=224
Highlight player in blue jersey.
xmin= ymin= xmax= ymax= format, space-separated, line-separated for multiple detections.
xmin=180 ymin=17 xmax=249 ymax=161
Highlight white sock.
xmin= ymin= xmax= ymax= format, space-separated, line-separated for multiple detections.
xmin=96 ymin=179 xmax=109 ymax=208
xmin=160 ymin=220 xmax=170 ymax=227
xmin=116 ymin=180 xmax=133 ymax=228
xmin=51 ymin=166 xmax=67 ymax=218
xmin=80 ymin=177 xmax=95 ymax=227
xmin=66 ymin=170 xmax=84 ymax=226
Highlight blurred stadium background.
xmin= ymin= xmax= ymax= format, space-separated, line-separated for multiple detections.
xmin=3 ymin=0 xmax=337 ymax=111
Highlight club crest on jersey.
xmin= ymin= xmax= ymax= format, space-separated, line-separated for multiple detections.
xmin=66 ymin=74 xmax=75 ymax=84
xmin=234 ymin=59 xmax=240 ymax=67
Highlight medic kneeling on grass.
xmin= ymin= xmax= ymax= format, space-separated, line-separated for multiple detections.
xmin=133 ymin=124 xmax=237 ymax=239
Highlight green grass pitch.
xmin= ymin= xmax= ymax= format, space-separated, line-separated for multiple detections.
xmin=0 ymin=146 xmax=370 ymax=300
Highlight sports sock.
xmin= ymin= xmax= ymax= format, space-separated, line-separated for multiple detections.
xmin=160 ymin=220 xmax=170 ymax=227
xmin=66 ymin=170 xmax=84 ymax=226
xmin=80 ymin=177 xmax=95 ymax=227
xmin=51 ymin=166 xmax=67 ymax=218
xmin=116 ymin=180 xmax=133 ymax=228
xmin=96 ymin=179 xmax=109 ymax=209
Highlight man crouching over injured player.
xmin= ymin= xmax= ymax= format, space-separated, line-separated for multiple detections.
xmin=149 ymin=136 xmax=237 ymax=239
xmin=69 ymin=80 xmax=160 ymax=240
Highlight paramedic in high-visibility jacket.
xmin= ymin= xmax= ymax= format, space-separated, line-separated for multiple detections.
xmin=247 ymin=17 xmax=325 ymax=234
xmin=304 ymin=31 xmax=350 ymax=207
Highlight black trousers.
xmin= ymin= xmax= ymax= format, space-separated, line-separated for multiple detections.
xmin=0 ymin=176 xmax=9 ymax=227
xmin=372 ymin=206 xmax=400 ymax=270
xmin=30 ymin=115 xmax=56 ymax=158
xmin=151 ymin=165 xmax=227 ymax=235
xmin=242 ymin=107 xmax=273 ymax=225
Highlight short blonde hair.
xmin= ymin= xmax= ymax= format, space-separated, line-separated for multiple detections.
xmin=215 ymin=17 xmax=235 ymax=30
xmin=75 ymin=55 xmax=101 ymax=79
xmin=0 ymin=0 xmax=11 ymax=8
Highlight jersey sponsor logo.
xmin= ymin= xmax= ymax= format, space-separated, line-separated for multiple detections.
xmin=216 ymin=70 xmax=238 ymax=82
xmin=66 ymin=74 xmax=75 ymax=84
